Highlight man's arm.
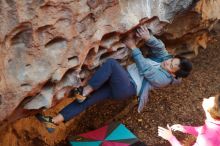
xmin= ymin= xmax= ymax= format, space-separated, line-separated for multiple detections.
xmin=145 ymin=36 xmax=169 ymax=58
xmin=132 ymin=48 xmax=171 ymax=87
xmin=137 ymin=26 xmax=169 ymax=58
xmin=123 ymin=32 xmax=171 ymax=88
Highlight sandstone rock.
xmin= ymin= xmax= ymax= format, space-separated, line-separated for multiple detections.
xmin=0 ymin=0 xmax=195 ymax=122
xmin=0 ymin=0 xmax=220 ymax=145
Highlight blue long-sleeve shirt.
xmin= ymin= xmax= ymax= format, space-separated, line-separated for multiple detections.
xmin=127 ymin=36 xmax=181 ymax=112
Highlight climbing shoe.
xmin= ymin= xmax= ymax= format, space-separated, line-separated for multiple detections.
xmin=68 ymin=87 xmax=87 ymax=103
xmin=35 ymin=113 xmax=56 ymax=133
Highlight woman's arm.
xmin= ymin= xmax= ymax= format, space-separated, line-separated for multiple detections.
xmin=171 ymin=124 xmax=202 ymax=136
xmin=158 ymin=125 xmax=182 ymax=146
xmin=168 ymin=136 xmax=182 ymax=146
xmin=182 ymin=126 xmax=202 ymax=136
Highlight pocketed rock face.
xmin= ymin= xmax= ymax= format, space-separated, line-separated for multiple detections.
xmin=0 ymin=0 xmax=194 ymax=123
xmin=160 ymin=0 xmax=220 ymax=58
xmin=0 ymin=0 xmax=220 ymax=145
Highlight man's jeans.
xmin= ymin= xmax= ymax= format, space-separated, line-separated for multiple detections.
xmin=59 ymin=58 xmax=136 ymax=121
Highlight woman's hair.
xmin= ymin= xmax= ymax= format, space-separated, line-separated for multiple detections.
xmin=208 ymin=94 xmax=220 ymax=120
xmin=174 ymin=55 xmax=193 ymax=79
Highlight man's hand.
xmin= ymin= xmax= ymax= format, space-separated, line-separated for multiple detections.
xmin=158 ymin=125 xmax=174 ymax=141
xmin=123 ymin=36 xmax=137 ymax=50
xmin=136 ymin=25 xmax=151 ymax=41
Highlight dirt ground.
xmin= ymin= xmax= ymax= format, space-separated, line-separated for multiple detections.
xmin=57 ymin=37 xmax=220 ymax=146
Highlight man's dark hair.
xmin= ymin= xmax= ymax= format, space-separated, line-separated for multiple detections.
xmin=174 ymin=55 xmax=192 ymax=79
